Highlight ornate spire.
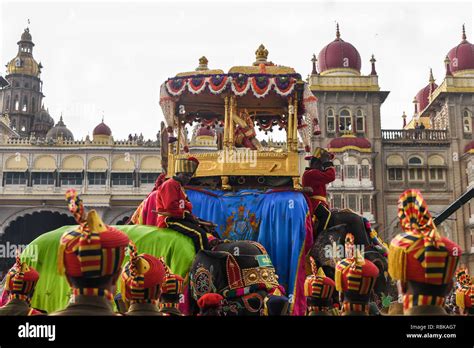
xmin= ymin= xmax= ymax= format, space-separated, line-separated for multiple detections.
xmin=336 ymin=22 xmax=340 ymax=39
xmin=429 ymin=68 xmax=435 ymax=83
xmin=311 ymin=53 xmax=318 ymax=74
xmin=402 ymin=111 xmax=407 ymax=128
xmin=429 ymin=68 xmax=436 ymax=96
xmin=462 ymin=24 xmax=467 ymax=41
xmin=370 ymin=54 xmax=377 ymax=75
xmin=413 ymin=96 xmax=418 ymax=114
xmin=196 ymin=56 xmax=209 ymax=71
xmin=444 ymin=55 xmax=453 ymax=76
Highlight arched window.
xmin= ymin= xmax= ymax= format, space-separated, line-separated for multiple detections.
xmin=327 ymin=108 xmax=335 ymax=133
xmin=408 ymin=156 xmax=424 ymax=181
xmin=408 ymin=156 xmax=423 ymax=165
xmin=333 ymin=159 xmax=342 ymax=179
xmin=361 ymin=159 xmax=370 ymax=179
xmin=14 ymin=96 xmax=19 ymax=111
xmin=5 ymin=96 xmax=10 ymax=111
xmin=339 ymin=109 xmax=352 ymax=132
xmin=22 ymin=96 xmax=28 ymax=112
xmin=463 ymin=109 xmax=472 ymax=134
xmin=355 ymin=109 xmax=365 ymax=132
xmin=344 ymin=156 xmax=358 ymax=179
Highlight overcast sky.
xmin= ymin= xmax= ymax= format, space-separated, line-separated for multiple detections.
xmin=0 ymin=0 xmax=472 ymax=140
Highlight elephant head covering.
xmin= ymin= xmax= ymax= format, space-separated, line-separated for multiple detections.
xmin=58 ymin=189 xmax=129 ymax=280
xmin=121 ymin=241 xmax=167 ymax=304
xmin=5 ymin=255 xmax=39 ymax=300
xmin=389 ymin=189 xmax=461 ymax=286
xmin=190 ymin=240 xmax=280 ymax=316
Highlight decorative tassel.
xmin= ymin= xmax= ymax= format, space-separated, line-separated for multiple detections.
xmin=57 ymin=241 xmax=67 ymax=275
xmin=456 ymin=290 xmax=465 ymax=309
xmin=388 ymin=244 xmax=406 ymax=283
xmin=335 ymin=267 xmax=343 ymax=292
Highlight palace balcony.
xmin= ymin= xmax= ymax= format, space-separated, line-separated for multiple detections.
xmin=381 ymin=129 xmax=450 ymax=145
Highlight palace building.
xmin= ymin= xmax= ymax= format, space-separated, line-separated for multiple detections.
xmin=0 ymin=28 xmax=162 ymax=273
xmin=310 ymin=24 xmax=474 ymax=270
xmin=0 ymin=24 xmax=473 ymax=273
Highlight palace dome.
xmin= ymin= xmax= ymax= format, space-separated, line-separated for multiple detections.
xmin=414 ymin=70 xmax=438 ymax=113
xmin=328 ymin=134 xmax=371 ymax=152
xmin=447 ymin=25 xmax=474 ymax=76
xmin=46 ymin=116 xmax=74 ymax=140
xmin=35 ymin=107 xmax=54 ymax=126
xmin=6 ymin=28 xmax=41 ymax=77
xmin=93 ymin=121 xmax=112 ymax=136
xmin=317 ymin=24 xmax=361 ymax=76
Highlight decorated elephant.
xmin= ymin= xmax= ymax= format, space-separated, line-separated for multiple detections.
xmin=189 ymin=240 xmax=283 ymax=316
xmin=308 ymin=217 xmax=390 ymax=301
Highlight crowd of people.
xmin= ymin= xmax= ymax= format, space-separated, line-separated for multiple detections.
xmin=0 ymin=151 xmax=472 ymax=316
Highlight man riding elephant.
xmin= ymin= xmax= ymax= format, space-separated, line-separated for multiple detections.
xmin=155 ymin=157 xmax=218 ymax=252
xmin=302 ymin=147 xmax=336 ymax=235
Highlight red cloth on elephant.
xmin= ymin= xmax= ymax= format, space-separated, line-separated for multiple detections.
xmin=156 ymin=178 xmax=193 ymax=228
xmin=302 ymin=167 xmax=336 ymax=212
xmin=141 ymin=191 xmax=158 ymax=226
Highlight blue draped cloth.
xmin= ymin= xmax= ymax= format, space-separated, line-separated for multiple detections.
xmin=186 ymin=188 xmax=310 ymax=297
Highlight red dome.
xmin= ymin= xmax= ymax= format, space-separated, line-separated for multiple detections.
xmin=447 ymin=26 xmax=474 ymax=74
xmin=196 ymin=126 xmax=215 ymax=137
xmin=317 ymin=24 xmax=361 ymax=74
xmin=464 ymin=140 xmax=474 ymax=153
xmin=415 ymin=82 xmax=437 ymax=113
xmin=93 ymin=121 xmax=112 ymax=136
xmin=328 ymin=135 xmax=371 ymax=152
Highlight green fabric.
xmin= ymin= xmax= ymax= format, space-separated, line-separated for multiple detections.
xmin=21 ymin=225 xmax=196 ymax=314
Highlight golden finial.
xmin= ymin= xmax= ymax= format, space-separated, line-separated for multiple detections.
xmin=254 ymin=44 xmax=269 ymax=65
xmin=255 ymin=44 xmax=268 ymax=60
xmin=462 ymin=24 xmax=467 ymax=41
xmin=336 ymin=22 xmax=340 ymax=39
xmin=196 ymin=56 xmax=209 ymax=71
